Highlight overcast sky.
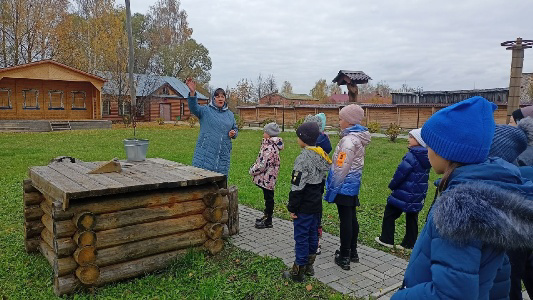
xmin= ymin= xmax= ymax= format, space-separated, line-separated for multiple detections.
xmin=131 ymin=0 xmax=533 ymax=94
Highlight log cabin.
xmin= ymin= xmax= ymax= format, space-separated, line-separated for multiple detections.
xmin=0 ymin=60 xmax=111 ymax=131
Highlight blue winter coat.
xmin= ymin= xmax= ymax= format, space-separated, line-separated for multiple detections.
xmin=392 ymin=158 xmax=533 ymax=300
xmin=387 ymin=146 xmax=431 ymax=213
xmin=188 ymin=93 xmax=238 ymax=176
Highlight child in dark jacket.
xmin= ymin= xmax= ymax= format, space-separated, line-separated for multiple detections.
xmin=250 ymin=122 xmax=284 ymax=229
xmin=376 ymin=128 xmax=431 ymax=250
xmin=282 ymin=122 xmax=331 ymax=282
xmin=391 ymin=96 xmax=533 ymax=300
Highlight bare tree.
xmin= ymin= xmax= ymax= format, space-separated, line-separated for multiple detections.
xmin=281 ymin=81 xmax=293 ymax=94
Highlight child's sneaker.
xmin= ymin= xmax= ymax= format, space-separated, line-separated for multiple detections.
xmin=316 ymin=244 xmax=321 ymax=255
xmin=375 ymin=236 xmax=394 ymax=248
xmin=255 ymin=215 xmax=273 ymax=229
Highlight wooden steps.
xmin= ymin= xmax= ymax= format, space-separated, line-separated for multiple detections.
xmin=50 ymin=121 xmax=71 ymax=131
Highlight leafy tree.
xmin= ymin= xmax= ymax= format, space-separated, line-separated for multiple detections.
xmin=281 ymin=81 xmax=293 ymax=94
xmin=310 ymin=79 xmax=329 ymax=102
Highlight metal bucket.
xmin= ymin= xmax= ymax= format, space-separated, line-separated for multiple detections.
xmin=123 ymin=139 xmax=149 ymax=162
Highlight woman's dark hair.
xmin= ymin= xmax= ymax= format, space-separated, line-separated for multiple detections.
xmin=214 ymin=88 xmax=226 ymax=98
xmin=426 ymin=161 xmax=464 ymax=221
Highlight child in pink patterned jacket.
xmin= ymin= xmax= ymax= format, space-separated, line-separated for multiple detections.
xmin=250 ymin=122 xmax=284 ymax=229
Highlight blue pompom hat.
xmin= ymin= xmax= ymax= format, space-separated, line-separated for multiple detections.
xmin=421 ymin=96 xmax=497 ymax=164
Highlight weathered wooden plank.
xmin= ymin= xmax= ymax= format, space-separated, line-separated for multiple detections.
xmin=96 ymin=214 xmax=207 ymax=249
xmin=42 ymin=213 xmax=76 ymax=238
xmin=39 ymin=241 xmax=77 ymax=276
xmin=136 ymin=163 xmax=190 ymax=187
xmin=227 ymin=185 xmax=239 ymax=235
xmin=78 ymin=162 xmax=141 ymax=187
xmin=145 ymin=158 xmax=224 ymax=184
xmin=29 ymin=166 xmax=85 ymax=207
xmin=47 ymin=162 xmax=107 ymax=192
xmin=59 ymin=162 xmax=124 ymax=189
xmin=94 ymin=200 xmax=206 ymax=231
xmin=40 ymin=200 xmax=71 ymax=220
xmin=95 ymin=229 xmax=207 ymax=267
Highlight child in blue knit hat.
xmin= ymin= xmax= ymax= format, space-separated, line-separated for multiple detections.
xmin=392 ymin=96 xmax=533 ymax=300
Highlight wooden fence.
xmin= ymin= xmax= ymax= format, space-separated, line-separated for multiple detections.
xmin=237 ymin=103 xmax=513 ymax=129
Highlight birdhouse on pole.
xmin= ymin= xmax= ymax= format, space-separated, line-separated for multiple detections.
xmin=332 ymin=70 xmax=372 ymax=103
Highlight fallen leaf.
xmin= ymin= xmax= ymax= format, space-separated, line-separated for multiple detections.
xmin=235 ymin=259 xmax=240 ymax=263
xmin=306 ymin=284 xmax=313 ymax=291
xmin=188 ymin=272 xmax=193 ymax=277
xmin=284 ymin=281 xmax=289 ymax=286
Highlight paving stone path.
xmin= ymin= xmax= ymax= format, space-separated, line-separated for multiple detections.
xmin=231 ymin=205 xmax=408 ymax=299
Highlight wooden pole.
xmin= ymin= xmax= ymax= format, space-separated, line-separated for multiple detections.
xmin=125 ymin=0 xmax=137 ymax=136
xmin=502 ymin=38 xmax=533 ymax=124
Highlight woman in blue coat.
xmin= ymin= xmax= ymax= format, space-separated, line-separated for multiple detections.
xmin=392 ymin=96 xmax=533 ymax=300
xmin=186 ymin=79 xmax=238 ymax=176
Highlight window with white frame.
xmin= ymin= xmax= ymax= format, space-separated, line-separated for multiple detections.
xmin=118 ymin=100 xmax=131 ymax=116
xmin=102 ymin=99 xmax=111 ymax=116
xmin=23 ymin=89 xmax=39 ymax=109
xmin=71 ymin=91 xmax=86 ymax=109
xmin=0 ymin=88 xmax=11 ymax=109
xmin=48 ymin=90 xmax=64 ymax=110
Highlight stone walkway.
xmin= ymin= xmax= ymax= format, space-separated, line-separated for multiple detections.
xmin=231 ymin=205 xmax=408 ymax=299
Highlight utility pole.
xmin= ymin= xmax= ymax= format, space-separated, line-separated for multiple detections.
xmin=125 ymin=0 xmax=137 ymax=137
xmin=501 ymin=38 xmax=533 ymax=124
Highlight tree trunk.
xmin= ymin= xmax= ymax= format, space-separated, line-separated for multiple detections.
xmin=76 ymin=264 xmax=100 ymax=285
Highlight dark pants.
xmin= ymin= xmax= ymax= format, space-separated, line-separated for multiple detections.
xmin=336 ymin=204 xmax=359 ymax=257
xmin=261 ymin=187 xmax=274 ymax=216
xmin=293 ymin=213 xmax=319 ymax=266
xmin=379 ymin=203 xmax=419 ymax=249
xmin=509 ymin=249 xmax=533 ymax=300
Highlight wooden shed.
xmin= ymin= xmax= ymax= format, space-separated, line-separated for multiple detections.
xmin=0 ymin=60 xmax=106 ymax=121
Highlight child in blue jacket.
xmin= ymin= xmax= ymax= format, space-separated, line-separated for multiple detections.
xmin=376 ymin=128 xmax=431 ymax=250
xmin=392 ymin=96 xmax=533 ymax=300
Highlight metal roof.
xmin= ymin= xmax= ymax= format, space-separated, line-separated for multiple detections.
xmin=100 ymin=72 xmax=208 ymax=100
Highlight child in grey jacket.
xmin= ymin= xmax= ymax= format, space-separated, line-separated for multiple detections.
xmin=282 ymin=122 xmax=332 ymax=282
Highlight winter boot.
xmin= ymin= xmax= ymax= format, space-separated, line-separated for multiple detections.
xmin=335 ymin=250 xmax=350 ymax=271
xmin=282 ymin=263 xmax=305 ymax=282
xmin=255 ymin=214 xmax=267 ymax=223
xmin=350 ymin=248 xmax=359 ymax=263
xmin=255 ymin=215 xmax=272 ymax=229
xmin=305 ymin=254 xmax=317 ymax=276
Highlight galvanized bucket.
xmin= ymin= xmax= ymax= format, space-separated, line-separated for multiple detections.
xmin=123 ymin=139 xmax=149 ymax=162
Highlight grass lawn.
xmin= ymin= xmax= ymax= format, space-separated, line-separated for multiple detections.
xmin=0 ymin=125 xmax=437 ymax=299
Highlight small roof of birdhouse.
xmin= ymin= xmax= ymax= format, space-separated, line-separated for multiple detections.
xmin=332 ymin=70 xmax=372 ymax=85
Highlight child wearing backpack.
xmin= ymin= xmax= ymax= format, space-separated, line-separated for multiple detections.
xmin=375 ymin=128 xmax=431 ymax=250
xmin=391 ymin=96 xmax=533 ymax=300
xmin=250 ymin=122 xmax=284 ymax=229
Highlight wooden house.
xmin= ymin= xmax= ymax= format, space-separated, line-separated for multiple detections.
xmin=391 ymin=88 xmax=509 ymax=105
xmin=258 ymin=92 xmax=319 ymax=106
xmin=101 ymin=74 xmax=209 ymax=123
xmin=0 ymin=60 xmax=106 ymax=121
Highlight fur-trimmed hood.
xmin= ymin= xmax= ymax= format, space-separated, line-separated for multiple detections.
xmin=433 ymin=159 xmax=533 ymax=250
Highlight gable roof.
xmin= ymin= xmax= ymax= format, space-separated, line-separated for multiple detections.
xmin=333 ymin=70 xmax=372 ymax=85
xmin=0 ymin=59 xmax=106 ymax=90
xmin=100 ymin=72 xmax=208 ymax=100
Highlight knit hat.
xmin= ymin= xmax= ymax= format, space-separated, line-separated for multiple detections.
xmin=489 ymin=117 xmax=533 ymax=163
xmin=263 ymin=122 xmax=281 ymax=137
xmin=421 ymin=96 xmax=497 ymax=164
xmin=316 ymin=113 xmax=327 ymax=132
xmin=296 ymin=122 xmax=320 ymax=146
xmin=409 ymin=128 xmax=427 ymax=148
xmin=513 ymin=106 xmax=533 ymax=122
xmin=304 ymin=115 xmax=322 ymax=131
xmin=339 ymin=104 xmax=364 ymax=125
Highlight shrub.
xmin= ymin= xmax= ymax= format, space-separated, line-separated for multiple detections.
xmin=156 ymin=118 xmax=165 ymax=125
xmin=261 ymin=118 xmax=275 ymax=127
xmin=234 ymin=114 xmax=245 ymax=130
xmin=368 ymin=121 xmax=381 ymax=133
xmin=385 ymin=123 xmax=402 ymax=142
xmin=188 ymin=116 xmax=199 ymax=128
xmin=293 ymin=118 xmax=305 ymax=130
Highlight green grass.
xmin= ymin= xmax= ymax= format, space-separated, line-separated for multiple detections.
xmin=0 ymin=127 xmax=358 ymax=300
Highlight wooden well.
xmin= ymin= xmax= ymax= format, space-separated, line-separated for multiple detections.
xmin=23 ymin=158 xmax=238 ymax=296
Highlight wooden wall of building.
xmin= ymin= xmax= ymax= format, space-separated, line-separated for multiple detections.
xmin=0 ymin=78 xmax=98 ymax=120
xmin=238 ymin=104 xmax=511 ymax=129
